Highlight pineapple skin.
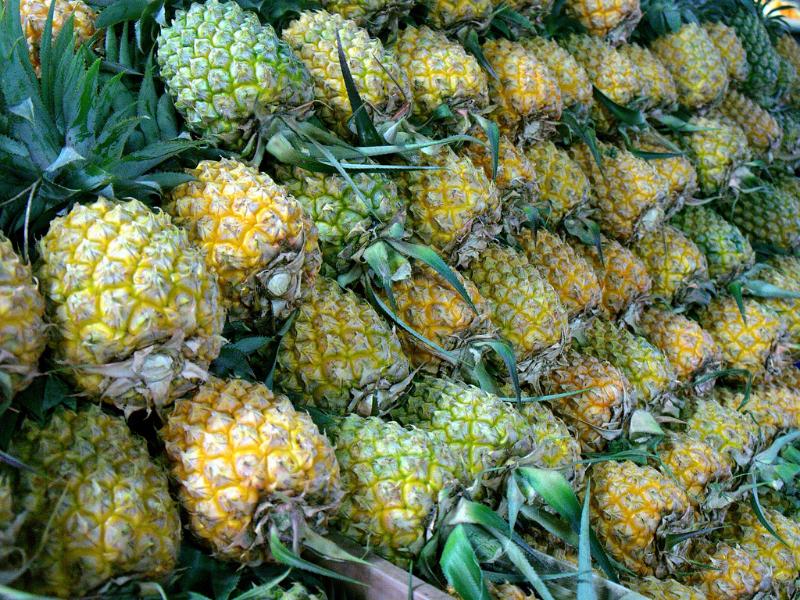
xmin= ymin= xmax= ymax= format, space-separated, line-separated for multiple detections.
xmin=620 ymin=43 xmax=678 ymax=110
xmin=632 ymin=576 xmax=708 ymax=600
xmin=524 ymin=141 xmax=590 ymax=224
xmin=519 ymin=37 xmax=593 ymax=112
xmin=422 ymin=0 xmax=494 ymax=30
xmin=684 ymin=397 xmax=758 ymax=470
xmin=681 ymin=116 xmax=750 ymax=194
xmin=704 ymin=22 xmax=750 ymax=83
xmin=20 ymin=0 xmax=97 ymax=70
xmin=564 ymin=0 xmax=642 ymax=43
xmin=688 ymin=541 xmax=772 ymax=600
xmin=718 ymin=89 xmax=783 ymax=156
xmin=631 ymin=132 xmax=698 ymax=214
xmin=657 ymin=433 xmax=731 ymax=507
xmin=720 ymin=181 xmax=800 ymax=253
xmin=319 ymin=0 xmax=413 ymax=32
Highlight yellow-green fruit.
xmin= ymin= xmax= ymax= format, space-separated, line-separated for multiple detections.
xmin=161 ymin=377 xmax=341 ymax=562
xmin=166 ymin=159 xmax=318 ymax=323
xmin=756 ymin=264 xmax=800 ymax=352
xmin=631 ymin=133 xmax=698 ymax=213
xmin=671 ymin=206 xmax=755 ymax=283
xmin=620 ymin=43 xmax=678 ymax=110
xmin=422 ymin=0 xmax=493 ymax=29
xmin=11 ymin=405 xmax=180 ymax=598
xmin=519 ymin=37 xmax=593 ymax=112
xmin=515 ymin=400 xmax=582 ymax=482
xmin=276 ymin=277 xmax=411 ymax=416
xmin=633 ymin=577 xmax=708 ymax=600
xmin=464 ymin=244 xmax=568 ymax=378
xmin=20 ymin=0 xmax=97 ymax=70
xmin=482 ymin=38 xmax=562 ymax=137
xmin=631 ymin=226 xmax=709 ymax=303
xmin=713 ymin=385 xmax=793 ymax=443
xmin=319 ymin=0 xmax=413 ymax=32
xmin=36 ymin=197 xmax=226 ymax=414
xmin=571 ymin=142 xmax=667 ymax=242
xmin=657 ymin=433 xmax=731 ymax=506
xmin=684 ymin=397 xmax=758 ymax=470
xmin=681 ymin=116 xmax=751 ymax=194
xmin=591 ymin=460 xmax=691 ymax=577
xmin=688 ymin=541 xmax=771 ymax=600
xmin=524 ymin=141 xmax=590 ymax=224
xmin=719 ymin=182 xmax=800 ymax=253
xmin=394 ymin=25 xmax=488 ymax=117
xmin=282 ymin=11 xmax=409 ymax=136
xmin=697 ymin=296 xmax=785 ymax=380
xmin=717 ymin=90 xmax=783 ymax=155
xmin=574 ymin=235 xmax=652 ymax=319
xmin=330 ymin=414 xmax=459 ymax=564
xmin=704 ymin=22 xmax=750 ymax=83
xmin=539 ymin=350 xmax=630 ymax=452
xmin=0 ymin=233 xmax=45 ymax=396
xmin=650 ymin=23 xmax=729 ymax=110
xmin=563 ymin=0 xmax=642 ymax=43
xmin=516 ymin=229 xmax=601 ymax=319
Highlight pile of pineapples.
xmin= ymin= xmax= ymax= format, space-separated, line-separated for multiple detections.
xmin=3 ymin=0 xmax=800 ymax=597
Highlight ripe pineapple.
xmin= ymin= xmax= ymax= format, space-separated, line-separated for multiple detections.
xmin=524 ymin=141 xmax=590 ymax=225
xmin=36 ymin=197 xmax=226 ymax=414
xmin=563 ymin=0 xmax=642 ymax=43
xmin=515 ymin=400 xmax=583 ymax=483
xmin=657 ymin=433 xmax=731 ymax=507
xmin=481 ymin=38 xmax=563 ymax=138
xmin=683 ymin=396 xmax=758 ymax=470
xmin=421 ymin=0 xmax=494 ymax=30
xmin=630 ymin=132 xmax=698 ymax=215
xmin=590 ymin=460 xmax=691 ymax=577
xmin=539 ymin=350 xmax=630 ymax=452
xmin=671 ymin=205 xmax=755 ymax=283
xmin=464 ymin=244 xmax=568 ymax=380
xmin=276 ymin=277 xmax=411 ymax=416
xmin=571 ymin=141 xmax=667 ymax=242
xmin=687 ymin=541 xmax=771 ymax=600
xmin=573 ymin=235 xmax=652 ymax=319
xmin=0 ymin=233 xmax=46 ymax=396
xmin=10 ymin=405 xmax=181 ymax=597
xmin=518 ymin=37 xmax=593 ymax=112
xmin=717 ymin=89 xmax=783 ymax=155
xmin=396 ymin=145 xmax=501 ymax=266
xmin=619 ymin=43 xmax=678 ymax=110
xmin=318 ymin=0 xmax=413 ymax=32
xmin=161 ymin=378 xmax=341 ymax=563
xmin=282 ymin=11 xmax=409 ymax=136
xmin=631 ymin=225 xmax=710 ymax=304
xmin=329 ymin=414 xmax=459 ymax=564
xmin=157 ymin=0 xmax=312 ymax=148
xmin=578 ymin=319 xmax=674 ymax=410
xmin=703 ymin=21 xmax=750 ymax=83
xmin=20 ymin=0 xmax=97 ymax=70
xmin=632 ymin=577 xmax=708 ymax=600
xmin=719 ymin=182 xmax=800 ymax=253
xmin=756 ymin=263 xmax=800 ymax=352
xmin=679 ymin=115 xmax=751 ymax=194
xmin=713 ymin=386 xmax=793 ymax=444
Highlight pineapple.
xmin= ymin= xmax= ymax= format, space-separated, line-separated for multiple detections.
xmin=631 ymin=132 xmax=698 ymax=215
xmin=329 ymin=414 xmax=459 ymax=564
xmin=481 ymin=38 xmax=563 ymax=139
xmin=276 ymin=277 xmax=411 ymax=416
xmin=161 ymin=377 xmax=341 ymax=563
xmin=590 ymin=460 xmax=691 ymax=577
xmin=756 ymin=263 xmax=800 ymax=352
xmin=20 ymin=0 xmax=97 ymax=70
xmin=10 ymin=405 xmax=181 ymax=597
xmin=394 ymin=26 xmax=489 ymax=118
xmin=318 ymin=0 xmax=413 ymax=32
xmin=563 ymin=0 xmax=642 ymax=43
xmin=773 ymin=109 xmax=800 ymax=159
xmin=538 ymin=350 xmax=630 ymax=452
xmin=524 ymin=141 xmax=590 ymax=225
xmin=421 ymin=0 xmax=494 ymax=30
xmin=657 ymin=433 xmax=731 ymax=507
xmin=619 ymin=43 xmax=678 ymax=110
xmin=683 ymin=397 xmax=758 ymax=470
xmin=719 ymin=182 xmax=800 ymax=253
xmin=631 ymin=225 xmax=710 ymax=304
xmin=679 ymin=116 xmax=751 ymax=194
xmin=713 ymin=385 xmax=793 ymax=443
xmin=0 ymin=233 xmax=46 ymax=396
xmin=36 ymin=197 xmax=226 ymax=414
xmin=514 ymin=400 xmax=583 ymax=482
xmin=571 ymin=141 xmax=668 ymax=242
xmin=632 ymin=577 xmax=708 ymax=600
xmin=717 ymin=89 xmax=783 ymax=155
xmin=574 ymin=235 xmax=652 ymax=319
xmin=703 ymin=21 xmax=750 ymax=83
xmin=157 ymin=0 xmax=312 ymax=148
xmin=282 ymin=11 xmax=409 ymax=137
xmin=464 ymin=244 xmax=568 ymax=380
xmin=687 ymin=541 xmax=771 ymax=600
xmin=671 ymin=205 xmax=755 ymax=283
xmin=518 ymin=37 xmax=593 ymax=112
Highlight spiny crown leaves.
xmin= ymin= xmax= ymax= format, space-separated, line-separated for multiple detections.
xmin=637 ymin=0 xmax=697 ymax=40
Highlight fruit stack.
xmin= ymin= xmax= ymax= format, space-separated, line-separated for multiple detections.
xmin=2 ymin=0 xmax=800 ymax=598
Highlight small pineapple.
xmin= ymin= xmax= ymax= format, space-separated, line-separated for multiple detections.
xmin=631 ymin=132 xmax=698 ymax=215
xmin=515 ymin=400 xmax=583 ymax=483
xmin=703 ymin=21 xmax=750 ymax=83
xmin=318 ymin=0 xmax=413 ymax=33
xmin=563 ymin=0 xmax=642 ymax=43
xmin=518 ymin=37 xmax=593 ymax=112
xmin=276 ymin=277 xmax=411 ymax=416
xmin=687 ymin=541 xmax=772 ymax=600
xmin=683 ymin=396 xmax=758 ymax=470
xmin=524 ymin=141 xmax=591 ymax=224
xmin=20 ymin=0 xmax=97 ymax=70
xmin=680 ymin=115 xmax=751 ymax=194
xmin=719 ymin=182 xmax=800 ymax=253
xmin=657 ymin=433 xmax=731 ymax=507
xmin=717 ymin=89 xmax=783 ymax=156
xmin=619 ymin=43 xmax=678 ymax=110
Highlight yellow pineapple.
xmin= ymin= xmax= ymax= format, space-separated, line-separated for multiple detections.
xmin=519 ymin=36 xmax=593 ymax=112
xmin=712 ymin=385 xmax=793 ymax=444
xmin=524 ymin=141 xmax=591 ymax=225
xmin=20 ymin=0 xmax=97 ymax=70
xmin=631 ymin=132 xmax=698 ymax=215
xmin=422 ymin=0 xmax=493 ymax=30
xmin=632 ymin=576 xmax=708 ymax=599
xmin=515 ymin=399 xmax=583 ymax=483
xmin=563 ymin=0 xmax=642 ymax=43
xmin=683 ymin=397 xmax=758 ymax=470
xmin=703 ymin=22 xmax=750 ymax=83
xmin=717 ymin=89 xmax=783 ymax=156
xmin=657 ymin=433 xmax=731 ymax=507
xmin=619 ymin=43 xmax=678 ymax=110
xmin=679 ymin=116 xmax=751 ymax=194
xmin=687 ymin=541 xmax=772 ymax=600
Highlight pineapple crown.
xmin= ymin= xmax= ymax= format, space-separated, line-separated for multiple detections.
xmin=635 ymin=0 xmax=698 ymax=40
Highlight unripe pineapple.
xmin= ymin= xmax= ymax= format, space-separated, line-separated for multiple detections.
xmin=394 ymin=25 xmax=488 ymax=118
xmin=631 ymin=132 xmax=698 ymax=214
xmin=282 ymin=11 xmax=409 ymax=137
xmin=329 ymin=415 xmax=459 ymax=564
xmin=481 ymin=38 xmax=563 ymax=139
xmin=518 ymin=37 xmax=593 ymax=112
xmin=563 ymin=0 xmax=642 ymax=43
xmin=671 ymin=205 xmax=755 ymax=283
xmin=319 ymin=0 xmax=413 ymax=33
xmin=687 ymin=541 xmax=772 ymax=600
xmin=756 ymin=263 xmax=800 ymax=352
xmin=524 ymin=141 xmax=590 ymax=224
xmin=36 ymin=197 xmax=226 ymax=414
xmin=276 ymin=277 xmax=411 ymax=416
xmin=0 ymin=233 xmax=45 ymax=396
xmin=464 ymin=244 xmax=568 ymax=380
xmin=574 ymin=235 xmax=652 ymax=319
xmin=20 ymin=0 xmax=97 ymax=70
xmin=590 ymin=460 xmax=692 ymax=577
xmin=719 ymin=183 xmax=800 ymax=253
xmin=649 ymin=22 xmax=729 ymax=110
xmin=619 ymin=43 xmax=678 ymax=110
xmin=157 ymin=0 xmax=312 ymax=148
xmin=703 ymin=22 xmax=750 ymax=83
xmin=631 ymin=225 xmax=710 ymax=304
xmin=571 ymin=141 xmax=667 ymax=242
xmin=10 ymin=405 xmax=181 ymax=597
xmin=717 ymin=89 xmax=783 ymax=156
xmin=773 ymin=109 xmax=800 ymax=159
xmin=683 ymin=397 xmax=758 ymax=470
xmin=680 ymin=115 xmax=751 ymax=194
xmin=161 ymin=377 xmax=341 ymax=563
xmin=422 ymin=0 xmax=494 ymax=29
xmin=657 ymin=433 xmax=731 ymax=507
xmin=396 ymin=145 xmax=501 ymax=266
xmin=516 ymin=229 xmax=601 ymax=319
xmin=632 ymin=576 xmax=708 ymax=599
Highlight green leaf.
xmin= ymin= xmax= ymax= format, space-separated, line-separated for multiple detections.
xmin=592 ymin=86 xmax=646 ymax=127
xmin=441 ymin=525 xmax=491 ymax=600
xmin=576 ymin=480 xmax=596 ymax=600
xmin=269 ymin=528 xmax=364 ymax=586
xmin=96 ymin=0 xmax=153 ymax=28
xmin=336 ymin=32 xmax=383 ymax=147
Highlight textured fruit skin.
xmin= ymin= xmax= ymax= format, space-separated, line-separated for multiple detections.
xmin=422 ymin=0 xmax=493 ymax=29
xmin=688 ymin=541 xmax=771 ymax=600
xmin=539 ymin=350 xmax=630 ymax=452
xmin=394 ymin=26 xmax=488 ymax=117
xmin=720 ymin=182 xmax=800 ymax=253
xmin=774 ymin=109 xmax=800 ymax=159
xmin=633 ymin=576 xmax=708 ymax=600
xmin=519 ymin=37 xmax=593 ymax=112
xmin=631 ymin=133 xmax=697 ymax=214
xmin=524 ymin=141 xmax=590 ymax=224
xmin=166 ymin=160 xmax=317 ymax=323
xmin=591 ymin=460 xmax=691 ymax=577
xmin=650 ymin=23 xmax=728 ymax=110
xmin=723 ymin=5 xmax=781 ymax=105
xmin=718 ymin=90 xmax=782 ymax=155
xmin=704 ymin=22 xmax=750 ymax=83
xmin=330 ymin=415 xmax=459 ymax=564
xmin=276 ymin=277 xmax=411 ymax=416
xmin=564 ymin=0 xmax=642 ymax=42
xmin=517 ymin=229 xmax=601 ymax=319
xmin=11 ymin=405 xmax=180 ymax=598
xmin=37 ymin=197 xmax=226 ymax=414
xmin=631 ymin=226 xmax=709 ymax=303
xmin=757 ymin=264 xmax=800 ymax=351
xmin=714 ymin=386 xmax=793 ymax=445
xmin=658 ymin=433 xmax=730 ymax=507
xmin=515 ymin=400 xmax=582 ymax=481
xmin=157 ymin=0 xmax=312 ymax=148
xmin=777 ymin=33 xmax=800 ymax=104
xmin=20 ymin=0 xmax=96 ymax=70
xmin=572 ymin=142 xmax=667 ymax=242
xmin=637 ymin=307 xmax=721 ymax=384
xmin=464 ymin=244 xmax=568 ymax=377
xmin=282 ymin=11 xmax=409 ymax=136
xmin=620 ymin=43 xmax=678 ymax=110
xmin=482 ymin=38 xmax=562 ymax=138
xmin=681 ymin=116 xmax=750 ymax=194
xmin=319 ymin=0 xmax=413 ymax=32
xmin=671 ymin=206 xmax=755 ymax=283
xmin=0 ymin=233 xmax=45 ymax=395
xmin=161 ymin=378 xmax=341 ymax=563
xmin=684 ymin=397 xmax=757 ymax=470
